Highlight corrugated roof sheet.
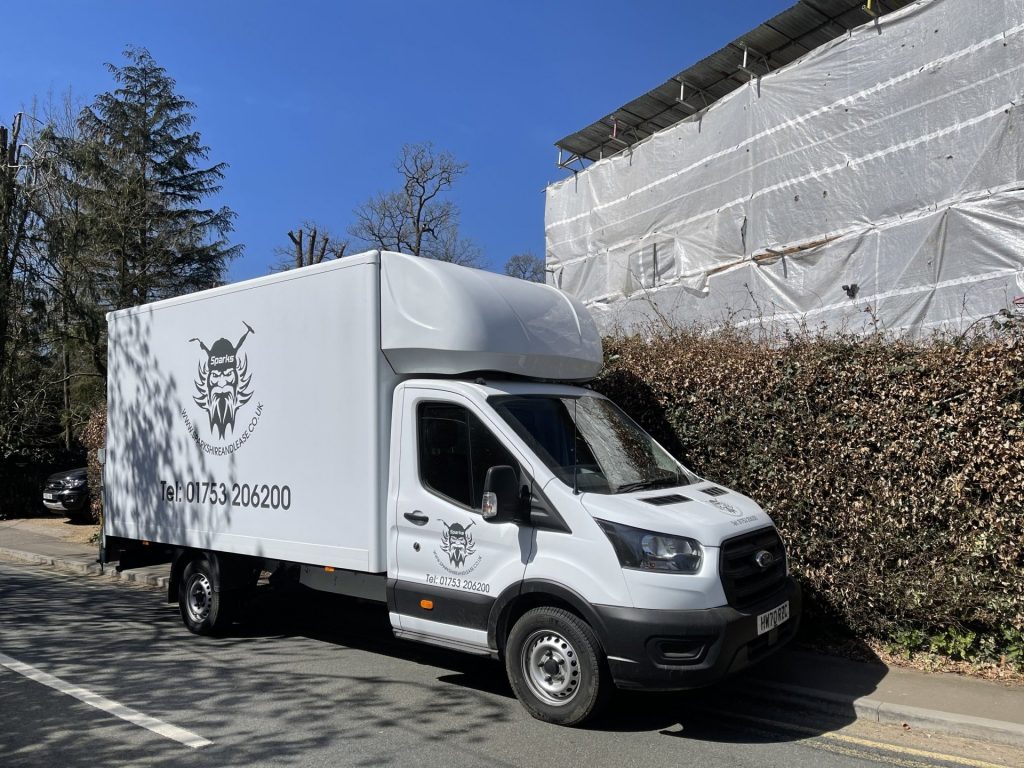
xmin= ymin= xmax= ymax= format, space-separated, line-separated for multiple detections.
xmin=555 ymin=0 xmax=915 ymax=167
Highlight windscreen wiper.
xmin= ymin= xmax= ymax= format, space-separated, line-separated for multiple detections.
xmin=615 ymin=477 xmax=678 ymax=494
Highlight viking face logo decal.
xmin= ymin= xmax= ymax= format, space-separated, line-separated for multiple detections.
xmin=190 ymin=322 xmax=255 ymax=439
xmin=440 ymin=520 xmax=476 ymax=568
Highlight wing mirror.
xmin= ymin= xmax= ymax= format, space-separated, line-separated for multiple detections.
xmin=482 ymin=465 xmax=526 ymax=524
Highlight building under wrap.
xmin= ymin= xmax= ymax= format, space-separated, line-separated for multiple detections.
xmin=545 ymin=0 xmax=1024 ymax=337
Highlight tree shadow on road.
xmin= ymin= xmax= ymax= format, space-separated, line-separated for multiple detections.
xmin=235 ymin=586 xmax=516 ymax=697
xmin=233 ymin=585 xmax=887 ymax=744
xmin=0 ymin=570 xmax=515 ymax=768
xmin=1 ymin=564 xmax=889 ymax=768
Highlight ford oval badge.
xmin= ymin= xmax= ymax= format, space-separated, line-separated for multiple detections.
xmin=754 ymin=550 xmax=775 ymax=569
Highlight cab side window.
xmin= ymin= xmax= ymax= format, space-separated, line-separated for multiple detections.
xmin=418 ymin=402 xmax=519 ymax=511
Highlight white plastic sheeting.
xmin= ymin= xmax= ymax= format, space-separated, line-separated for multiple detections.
xmin=545 ymin=0 xmax=1024 ymax=336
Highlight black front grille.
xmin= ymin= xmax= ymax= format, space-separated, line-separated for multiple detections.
xmin=719 ymin=527 xmax=787 ymax=609
xmin=641 ymin=494 xmax=691 ymax=506
xmin=45 ymin=480 xmax=64 ymax=492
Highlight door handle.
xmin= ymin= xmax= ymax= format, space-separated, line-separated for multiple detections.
xmin=404 ymin=510 xmax=429 ymax=526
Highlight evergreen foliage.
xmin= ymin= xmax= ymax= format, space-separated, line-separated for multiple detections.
xmin=75 ymin=46 xmax=240 ymax=309
xmin=0 ymin=47 xmax=239 ymax=509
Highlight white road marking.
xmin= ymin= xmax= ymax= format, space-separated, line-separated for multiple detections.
xmin=0 ymin=652 xmax=212 ymax=749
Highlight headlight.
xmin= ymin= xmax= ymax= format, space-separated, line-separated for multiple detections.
xmin=596 ymin=519 xmax=703 ymax=574
xmin=65 ymin=477 xmax=87 ymax=489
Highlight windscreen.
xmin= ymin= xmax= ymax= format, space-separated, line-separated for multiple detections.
xmin=489 ymin=394 xmax=695 ymax=494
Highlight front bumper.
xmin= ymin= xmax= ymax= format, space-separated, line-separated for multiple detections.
xmin=42 ymin=490 xmax=87 ymax=513
xmin=594 ymin=576 xmax=801 ymax=690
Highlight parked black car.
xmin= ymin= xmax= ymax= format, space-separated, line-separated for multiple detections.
xmin=42 ymin=467 xmax=92 ymax=521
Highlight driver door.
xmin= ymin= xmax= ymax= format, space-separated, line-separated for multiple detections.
xmin=391 ymin=389 xmax=533 ymax=653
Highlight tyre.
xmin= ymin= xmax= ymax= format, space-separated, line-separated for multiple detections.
xmin=178 ymin=556 xmax=233 ymax=635
xmin=66 ymin=509 xmax=94 ymax=524
xmin=505 ymin=606 xmax=610 ymax=726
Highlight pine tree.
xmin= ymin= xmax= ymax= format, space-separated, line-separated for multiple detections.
xmin=76 ymin=46 xmax=241 ymax=309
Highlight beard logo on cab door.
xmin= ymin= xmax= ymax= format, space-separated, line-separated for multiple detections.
xmin=435 ymin=519 xmax=482 ymax=575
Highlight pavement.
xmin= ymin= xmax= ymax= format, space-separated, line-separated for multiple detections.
xmin=2 ymin=516 xmax=1023 ymax=750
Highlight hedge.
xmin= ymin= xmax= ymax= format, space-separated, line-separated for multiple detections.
xmin=595 ymin=326 xmax=1024 ymax=666
xmin=82 ymin=406 xmax=106 ymax=523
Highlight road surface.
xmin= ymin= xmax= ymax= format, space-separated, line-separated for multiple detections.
xmin=0 ymin=558 xmax=1017 ymax=768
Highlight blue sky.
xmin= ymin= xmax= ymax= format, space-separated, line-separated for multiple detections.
xmin=2 ymin=1 xmax=793 ymax=281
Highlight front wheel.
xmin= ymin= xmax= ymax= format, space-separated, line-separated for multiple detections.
xmin=505 ymin=607 xmax=610 ymax=726
xmin=178 ymin=556 xmax=233 ymax=635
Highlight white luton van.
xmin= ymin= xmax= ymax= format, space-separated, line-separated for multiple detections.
xmin=103 ymin=250 xmax=800 ymax=725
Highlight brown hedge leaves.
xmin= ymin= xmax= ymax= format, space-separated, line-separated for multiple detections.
xmin=596 ymin=328 xmax=1024 ymax=658
xmin=81 ymin=406 xmax=106 ymax=523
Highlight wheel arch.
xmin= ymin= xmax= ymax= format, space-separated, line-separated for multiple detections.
xmin=168 ymin=548 xmax=258 ymax=603
xmin=167 ymin=548 xmax=193 ymax=604
xmin=488 ymin=580 xmax=611 ymax=656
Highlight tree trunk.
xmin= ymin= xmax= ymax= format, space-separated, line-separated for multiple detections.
xmin=62 ymin=296 xmax=71 ymax=451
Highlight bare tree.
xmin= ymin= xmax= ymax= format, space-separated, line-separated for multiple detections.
xmin=504 ymin=252 xmax=546 ymax=282
xmin=273 ymin=221 xmax=347 ymax=271
xmin=0 ymin=112 xmax=35 ymax=394
xmin=350 ymin=142 xmax=480 ymax=266
xmin=433 ymin=222 xmax=481 ymax=267
xmin=0 ymin=109 xmax=70 ymax=460
xmin=33 ymin=99 xmax=104 ymax=450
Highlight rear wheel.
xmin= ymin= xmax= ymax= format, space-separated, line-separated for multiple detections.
xmin=505 ymin=606 xmax=610 ymax=726
xmin=178 ymin=556 xmax=233 ymax=635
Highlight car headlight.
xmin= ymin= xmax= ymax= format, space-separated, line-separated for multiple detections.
xmin=596 ymin=519 xmax=703 ymax=574
xmin=65 ymin=477 xmax=87 ymax=489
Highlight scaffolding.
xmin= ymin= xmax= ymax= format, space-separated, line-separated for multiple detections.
xmin=545 ymin=0 xmax=1024 ymax=336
